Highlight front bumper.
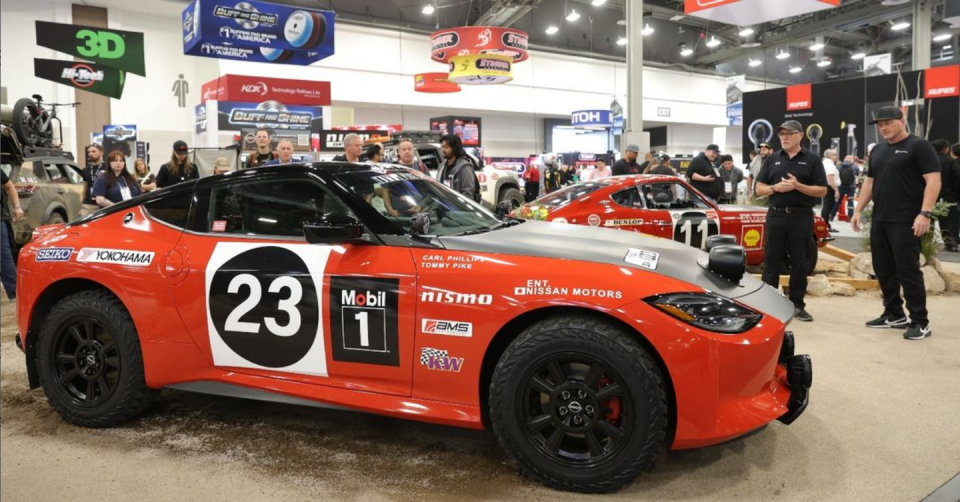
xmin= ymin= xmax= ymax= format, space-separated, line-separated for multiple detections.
xmin=777 ymin=331 xmax=812 ymax=425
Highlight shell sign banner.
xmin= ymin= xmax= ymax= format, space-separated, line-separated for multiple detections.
xmin=685 ymin=0 xmax=838 ymax=24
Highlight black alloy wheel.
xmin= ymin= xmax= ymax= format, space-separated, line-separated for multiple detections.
xmin=51 ymin=316 xmax=121 ymax=407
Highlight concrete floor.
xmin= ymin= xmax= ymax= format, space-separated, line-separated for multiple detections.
xmin=2 ymin=290 xmax=958 ymax=501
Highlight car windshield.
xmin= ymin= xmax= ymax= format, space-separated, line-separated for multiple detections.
xmin=333 ymin=166 xmax=504 ymax=236
xmin=535 ymin=181 xmax=613 ymax=209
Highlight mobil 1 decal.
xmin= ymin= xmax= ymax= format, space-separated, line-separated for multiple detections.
xmin=206 ymin=242 xmax=329 ymax=376
xmin=330 ymin=277 xmax=400 ymax=367
xmin=670 ymin=210 xmax=719 ymax=250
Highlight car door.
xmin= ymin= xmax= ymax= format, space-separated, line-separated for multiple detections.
xmin=53 ymin=162 xmax=84 ymax=219
xmin=639 ymin=181 xmax=720 ymax=250
xmin=167 ymin=173 xmax=418 ymax=396
xmin=603 ymin=184 xmax=668 ymax=237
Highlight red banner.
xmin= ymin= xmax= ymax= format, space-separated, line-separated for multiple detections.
xmin=924 ymin=65 xmax=960 ymax=99
xmin=684 ymin=0 xmax=740 ymax=14
xmin=786 ymin=84 xmax=812 ymax=111
xmin=430 ymin=26 xmax=528 ymax=64
xmin=200 ymin=74 xmax=331 ymax=105
xmin=415 ymin=73 xmax=461 ymax=93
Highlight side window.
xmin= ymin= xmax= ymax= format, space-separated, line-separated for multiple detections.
xmin=640 ymin=183 xmax=709 ymax=209
xmin=44 ymin=162 xmax=67 ymax=183
xmin=208 ymin=179 xmax=351 ymax=238
xmin=60 ymin=164 xmax=84 ymax=184
xmin=143 ymin=191 xmax=194 ymax=229
xmin=610 ymin=187 xmax=644 ymax=209
xmin=418 ymin=148 xmax=441 ymax=171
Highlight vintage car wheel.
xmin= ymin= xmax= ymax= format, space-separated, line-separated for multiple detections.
xmin=490 ymin=315 xmax=667 ymax=493
xmin=499 ymin=187 xmax=524 ymax=209
xmin=36 ymin=290 xmax=157 ymax=427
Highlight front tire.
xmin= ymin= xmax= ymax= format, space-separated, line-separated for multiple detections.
xmin=490 ymin=316 xmax=667 ymax=493
xmin=36 ymin=290 xmax=157 ymax=427
xmin=499 ymin=187 xmax=524 ymax=210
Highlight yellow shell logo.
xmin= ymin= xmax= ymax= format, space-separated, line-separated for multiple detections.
xmin=743 ymin=229 xmax=761 ymax=247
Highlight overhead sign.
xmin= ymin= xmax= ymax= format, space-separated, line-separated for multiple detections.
xmin=200 ymin=75 xmax=331 ymax=105
xmin=34 ymin=59 xmax=126 ymax=99
xmin=925 ymin=65 xmax=960 ymax=99
xmin=726 ymin=75 xmax=745 ymax=126
xmin=685 ymin=0 xmax=838 ymax=25
xmin=570 ymin=110 xmax=613 ymax=128
xmin=786 ymin=84 xmax=812 ymax=111
xmin=217 ymin=100 xmax=323 ymax=131
xmin=35 ymin=21 xmax=146 ymax=76
xmin=430 ymin=26 xmax=529 ymax=63
xmin=319 ymin=130 xmax=388 ymax=150
xmin=414 ymin=73 xmax=461 ymax=93
xmin=103 ymin=124 xmax=138 ymax=141
xmin=183 ymin=0 xmax=335 ymax=66
xmin=447 ymin=54 xmax=512 ymax=85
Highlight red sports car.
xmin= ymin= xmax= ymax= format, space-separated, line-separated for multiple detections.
xmin=520 ymin=175 xmax=831 ymax=272
xmin=14 ymin=164 xmax=811 ymax=493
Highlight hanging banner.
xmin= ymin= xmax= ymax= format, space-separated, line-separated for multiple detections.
xmin=430 ymin=26 xmax=528 ymax=63
xmin=35 ymin=21 xmax=146 ymax=76
xmin=863 ymin=54 xmax=892 ymax=77
xmin=924 ymin=65 xmax=960 ymax=99
xmin=103 ymin=124 xmax=138 ymax=141
xmin=685 ymin=0 xmax=838 ymax=24
xmin=216 ymin=100 xmax=323 ymax=131
xmin=183 ymin=0 xmax=335 ymax=66
xmin=34 ymin=59 xmax=126 ymax=99
xmin=570 ymin=110 xmax=613 ymax=128
xmin=726 ymin=75 xmax=745 ymax=126
xmin=200 ymin=75 xmax=331 ymax=105
xmin=448 ymin=55 xmax=512 ymax=84
xmin=319 ymin=130 xmax=388 ymax=150
xmin=414 ymin=73 xmax=461 ymax=93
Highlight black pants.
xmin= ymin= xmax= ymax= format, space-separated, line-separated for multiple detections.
xmin=762 ymin=208 xmax=814 ymax=309
xmin=820 ymin=187 xmax=835 ymax=225
xmin=871 ymin=222 xmax=928 ymax=325
xmin=524 ymin=181 xmax=540 ymax=202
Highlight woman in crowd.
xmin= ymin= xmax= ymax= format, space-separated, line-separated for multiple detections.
xmin=156 ymin=140 xmax=199 ymax=188
xmin=133 ymin=157 xmax=156 ymax=192
xmin=92 ymin=151 xmax=142 ymax=207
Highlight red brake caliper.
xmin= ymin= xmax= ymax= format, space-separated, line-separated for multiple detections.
xmin=599 ymin=376 xmax=622 ymax=423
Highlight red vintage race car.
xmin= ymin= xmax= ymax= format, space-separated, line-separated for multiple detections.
xmin=15 ymin=164 xmax=811 ymax=493
xmin=520 ymin=175 xmax=831 ymax=272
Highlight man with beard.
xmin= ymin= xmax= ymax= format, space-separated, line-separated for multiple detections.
xmin=747 ymin=142 xmax=773 ymax=197
xmin=79 ymin=144 xmax=106 ymax=217
xmin=612 ymin=144 xmax=641 ymax=176
xmin=687 ymin=144 xmax=723 ymax=203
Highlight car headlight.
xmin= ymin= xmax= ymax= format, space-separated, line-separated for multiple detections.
xmin=645 ymin=292 xmax=762 ymax=334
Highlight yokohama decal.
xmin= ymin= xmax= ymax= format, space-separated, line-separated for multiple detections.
xmin=77 ymin=248 xmax=154 ymax=267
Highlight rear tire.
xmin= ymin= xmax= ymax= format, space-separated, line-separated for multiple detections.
xmin=490 ymin=315 xmax=667 ymax=493
xmin=36 ymin=290 xmax=157 ymax=427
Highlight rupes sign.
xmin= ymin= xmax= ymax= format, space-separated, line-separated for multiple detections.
xmin=200 ymin=75 xmax=331 ymax=105
xmin=924 ymin=65 xmax=959 ymax=99
xmin=786 ymin=84 xmax=812 ymax=111
xmin=570 ymin=110 xmax=613 ymax=128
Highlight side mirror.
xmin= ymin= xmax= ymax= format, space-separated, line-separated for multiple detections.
xmin=410 ymin=212 xmax=431 ymax=235
xmin=496 ymin=200 xmax=517 ymax=217
xmin=303 ymin=213 xmax=364 ymax=244
xmin=707 ymin=244 xmax=746 ymax=282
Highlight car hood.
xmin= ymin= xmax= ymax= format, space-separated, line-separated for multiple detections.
xmin=440 ymin=221 xmax=772 ymax=300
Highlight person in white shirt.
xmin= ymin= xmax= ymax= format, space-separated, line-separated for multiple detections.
xmin=821 ymin=148 xmax=840 ymax=232
xmin=582 ymin=158 xmax=612 ymax=181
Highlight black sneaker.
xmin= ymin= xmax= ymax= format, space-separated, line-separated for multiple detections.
xmin=794 ymin=308 xmax=813 ymax=322
xmin=865 ymin=314 xmax=909 ymax=329
xmin=903 ymin=324 xmax=932 ymax=340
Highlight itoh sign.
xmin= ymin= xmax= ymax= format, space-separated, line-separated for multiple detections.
xmin=685 ymin=0 xmax=838 ymax=25
xmin=571 ymin=110 xmax=613 ymax=128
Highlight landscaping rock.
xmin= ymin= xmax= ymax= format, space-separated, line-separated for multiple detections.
xmin=831 ymin=282 xmax=856 ymax=296
xmin=921 ymin=266 xmax=946 ymax=294
xmin=850 ymin=253 xmax=875 ymax=276
xmin=807 ymin=274 xmax=833 ymax=297
xmin=848 ymin=264 xmax=873 ymax=280
xmin=814 ymin=259 xmax=849 ymax=274
xmin=940 ymin=270 xmax=960 ymax=293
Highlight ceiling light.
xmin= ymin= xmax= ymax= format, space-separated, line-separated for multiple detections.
xmin=566 ymin=9 xmax=580 ymax=22
xmin=934 ymin=33 xmax=952 ymax=42
xmin=617 ymin=36 xmax=628 ymax=46
xmin=810 ymin=41 xmax=825 ymax=51
xmin=748 ymin=58 xmax=762 ymax=67
xmin=817 ymin=58 xmax=831 ymax=67
xmin=591 ymin=0 xmax=607 ymax=5
xmin=706 ymin=36 xmax=721 ymax=48
xmin=944 ymin=44 xmax=953 ymax=49
xmin=545 ymin=25 xmax=559 ymax=35
xmin=741 ymin=41 xmax=761 ymax=48
xmin=776 ymin=49 xmax=790 ymax=59
xmin=669 ymin=14 xmax=685 ymax=21
xmin=851 ymin=52 xmax=866 ymax=60
xmin=789 ymin=66 xmax=802 ymax=73
xmin=891 ymin=21 xmax=911 ymax=31
xmin=642 ymin=24 xmax=654 ymax=36
xmin=680 ymin=44 xmax=693 ymax=56
xmin=421 ymin=4 xmax=435 ymax=15
xmin=739 ymin=27 xmax=755 ymax=37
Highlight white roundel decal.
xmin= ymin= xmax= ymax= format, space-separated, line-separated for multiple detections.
xmin=206 ymin=242 xmax=331 ymax=376
xmin=587 ymin=214 xmax=601 ymax=227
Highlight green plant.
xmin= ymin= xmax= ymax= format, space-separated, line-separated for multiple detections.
xmin=920 ymin=199 xmax=957 ymax=262
xmin=858 ymin=203 xmax=873 ymax=253
xmin=512 ymin=205 xmax=550 ymax=221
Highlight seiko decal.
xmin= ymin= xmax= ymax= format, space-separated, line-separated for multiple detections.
xmin=330 ymin=277 xmax=401 ymax=367
xmin=35 ymin=247 xmax=74 ymax=262
xmin=624 ymin=248 xmax=659 ymax=270
xmin=422 ymin=319 xmax=473 ymax=338
xmin=420 ymin=348 xmax=463 ymax=373
xmin=420 ymin=289 xmax=493 ymax=305
xmin=77 ymin=248 xmax=155 ymax=267
xmin=206 ymin=243 xmax=329 ymax=376
xmin=513 ymin=280 xmax=622 ymax=299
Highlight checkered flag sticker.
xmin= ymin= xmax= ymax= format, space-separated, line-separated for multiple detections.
xmin=420 ymin=347 xmax=448 ymax=366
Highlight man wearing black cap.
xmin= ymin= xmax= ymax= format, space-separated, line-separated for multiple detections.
xmin=156 ymin=140 xmax=199 ymax=188
xmin=755 ymin=120 xmax=828 ymax=322
xmin=612 ymin=144 xmax=641 ymax=176
xmin=852 ymin=106 xmax=941 ymax=340
xmin=687 ymin=144 xmax=723 ymax=202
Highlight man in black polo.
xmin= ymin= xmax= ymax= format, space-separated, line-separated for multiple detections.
xmin=687 ymin=144 xmax=723 ymax=202
xmin=852 ymin=107 xmax=941 ymax=340
xmin=612 ymin=144 xmax=641 ymax=176
xmin=755 ymin=120 xmax=827 ymax=322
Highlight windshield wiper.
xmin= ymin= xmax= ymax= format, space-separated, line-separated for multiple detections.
xmin=454 ymin=227 xmax=495 ymax=236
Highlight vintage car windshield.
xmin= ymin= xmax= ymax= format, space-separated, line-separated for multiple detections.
xmin=535 ymin=181 xmax=613 ymax=209
xmin=333 ymin=167 xmax=505 ymax=236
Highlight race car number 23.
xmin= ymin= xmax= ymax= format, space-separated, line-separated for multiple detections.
xmin=207 ymin=244 xmax=329 ymax=377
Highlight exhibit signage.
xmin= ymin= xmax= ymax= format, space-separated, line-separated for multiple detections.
xmin=414 ymin=73 xmax=461 ymax=93
xmin=726 ymin=75 xmax=745 ymax=126
xmin=429 ymin=26 xmax=529 ymax=63
xmin=217 ymin=100 xmax=323 ymax=131
xmin=103 ymin=124 xmax=137 ymax=141
xmin=431 ymin=116 xmax=481 ymax=147
xmin=924 ymin=65 xmax=960 ymax=99
xmin=34 ymin=59 xmax=126 ymax=99
xmin=570 ymin=110 xmax=613 ymax=128
xmin=200 ymin=75 xmax=331 ymax=105
xmin=319 ymin=130 xmax=388 ymax=150
xmin=786 ymin=84 xmax=812 ymax=111
xmin=685 ymin=0 xmax=838 ymax=25
xmin=195 ymin=104 xmax=208 ymax=133
xmin=183 ymin=0 xmax=335 ymax=65
xmin=35 ymin=21 xmax=146 ymax=76
xmin=447 ymin=54 xmax=513 ymax=84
